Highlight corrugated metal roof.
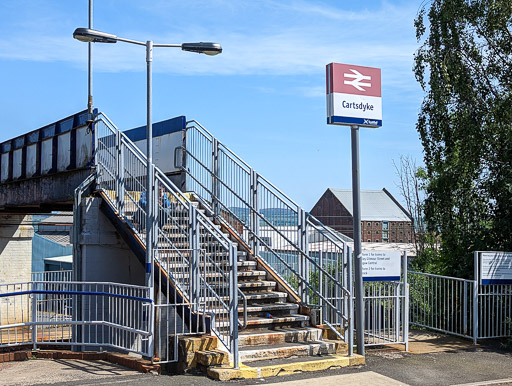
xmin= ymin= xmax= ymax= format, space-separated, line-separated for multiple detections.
xmin=329 ymin=188 xmax=411 ymax=221
xmin=37 ymin=231 xmax=71 ymax=246
xmin=37 ymin=212 xmax=73 ymax=224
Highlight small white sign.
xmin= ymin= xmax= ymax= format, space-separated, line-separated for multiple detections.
xmin=362 ymin=250 xmax=401 ymax=281
xmin=480 ymin=251 xmax=512 ymax=285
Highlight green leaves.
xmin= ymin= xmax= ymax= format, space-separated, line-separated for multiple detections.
xmin=415 ymin=0 xmax=512 ymax=278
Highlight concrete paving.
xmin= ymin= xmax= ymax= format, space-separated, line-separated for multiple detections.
xmin=1 ymin=330 xmax=511 ymax=386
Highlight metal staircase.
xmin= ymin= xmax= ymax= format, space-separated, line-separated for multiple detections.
xmin=88 ymin=112 xmax=353 ymax=372
xmin=180 ymin=120 xmax=353 ymax=351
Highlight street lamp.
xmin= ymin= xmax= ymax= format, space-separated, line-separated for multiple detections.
xmin=73 ymin=27 xmax=222 ymax=325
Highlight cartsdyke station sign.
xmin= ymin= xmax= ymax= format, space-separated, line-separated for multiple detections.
xmin=326 ymin=62 xmax=382 ymax=128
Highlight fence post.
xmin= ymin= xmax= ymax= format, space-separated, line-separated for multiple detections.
xmin=189 ymin=205 xmax=200 ymax=306
xmin=347 ymin=245 xmax=354 ymax=356
xmin=463 ymin=280 xmax=468 ymax=336
xmin=250 ymin=169 xmax=259 ymax=256
xmin=212 ymin=138 xmax=219 ymax=217
xmin=297 ymin=208 xmax=308 ymax=303
xmin=473 ymin=251 xmax=479 ymax=344
xmin=229 ymin=242 xmax=239 ymax=369
xmin=402 ymin=251 xmax=409 ymax=351
xmin=31 ymin=289 xmax=37 ymax=350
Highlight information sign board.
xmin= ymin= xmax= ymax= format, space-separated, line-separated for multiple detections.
xmin=479 ymin=251 xmax=512 ymax=285
xmin=362 ymin=250 xmax=401 ymax=281
xmin=326 ymin=62 xmax=382 ymax=128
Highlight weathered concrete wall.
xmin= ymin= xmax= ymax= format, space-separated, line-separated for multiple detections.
xmin=75 ymin=197 xmax=145 ymax=351
xmin=0 ymin=169 xmax=91 ymax=210
xmin=0 ymin=214 xmax=34 ymax=324
xmin=0 ymin=214 xmax=34 ymax=283
xmin=77 ymin=197 xmax=144 ymax=285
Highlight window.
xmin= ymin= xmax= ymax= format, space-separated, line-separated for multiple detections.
xmin=400 ymin=239 xmax=403 ymax=243
xmin=368 ymin=231 xmax=371 ymax=235
xmin=408 ymin=240 xmax=411 ymax=243
xmin=382 ymin=221 xmax=389 ymax=231
xmin=367 ymin=222 xmax=371 ymax=227
xmin=392 ymin=239 xmax=395 ymax=242
xmin=261 ymin=236 xmax=272 ymax=248
xmin=375 ymin=239 xmax=379 ymax=242
xmin=376 ymin=231 xmax=379 ymax=234
xmin=368 ymin=239 xmax=371 ymax=242
xmin=375 ymin=222 xmax=379 ymax=226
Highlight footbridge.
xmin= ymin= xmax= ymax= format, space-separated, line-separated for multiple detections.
xmin=0 ymin=111 xmax=360 ymax=376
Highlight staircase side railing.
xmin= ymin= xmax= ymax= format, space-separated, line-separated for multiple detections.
xmin=93 ymin=113 xmax=239 ymax=366
xmin=182 ymin=120 xmax=352 ymax=352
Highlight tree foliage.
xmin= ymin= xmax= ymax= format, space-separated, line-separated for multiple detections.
xmin=394 ymin=156 xmax=441 ymax=273
xmin=414 ymin=0 xmax=512 ymax=277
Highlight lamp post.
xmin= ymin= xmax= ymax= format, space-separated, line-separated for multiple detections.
xmin=73 ymin=28 xmax=222 ymax=355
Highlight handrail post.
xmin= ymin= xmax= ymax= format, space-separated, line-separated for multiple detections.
xmin=347 ymin=245 xmax=354 ymax=356
xmin=250 ymin=169 xmax=259 ymax=256
xmin=212 ymin=138 xmax=220 ymax=217
xmin=116 ymin=130 xmax=125 ymax=216
xmin=229 ymin=242 xmax=239 ymax=369
xmin=189 ymin=205 xmax=200 ymax=306
xmin=298 ymin=208 xmax=307 ymax=302
xmin=31 ymin=287 xmax=37 ymax=350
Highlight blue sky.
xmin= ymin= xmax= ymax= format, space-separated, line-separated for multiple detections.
xmin=0 ymin=0 xmax=425 ymax=210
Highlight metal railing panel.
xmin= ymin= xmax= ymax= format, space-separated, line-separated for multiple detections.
xmin=0 ymin=281 xmax=152 ymax=356
xmin=409 ymin=271 xmax=475 ymax=339
xmin=92 ymin=114 xmax=239 ymax=366
xmin=183 ymin=121 xmax=352 ymax=351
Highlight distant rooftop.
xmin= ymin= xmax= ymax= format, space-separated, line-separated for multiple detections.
xmin=328 ymin=188 xmax=411 ymax=222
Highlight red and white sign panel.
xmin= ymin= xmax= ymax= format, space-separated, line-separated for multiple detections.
xmin=326 ymin=62 xmax=382 ymax=128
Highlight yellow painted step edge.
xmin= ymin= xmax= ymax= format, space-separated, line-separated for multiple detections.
xmin=207 ymin=354 xmax=365 ymax=381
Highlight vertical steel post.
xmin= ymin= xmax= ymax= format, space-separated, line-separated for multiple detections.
xmin=189 ymin=205 xmax=200 ymax=306
xmin=298 ymin=208 xmax=308 ymax=303
xmin=145 ymin=40 xmax=155 ymax=359
xmin=250 ymin=169 xmax=259 ymax=256
xmin=351 ymin=125 xmax=365 ymax=355
xmin=402 ymin=251 xmax=409 ymax=350
xmin=463 ymin=280 xmax=468 ymax=336
xmin=473 ymin=251 xmax=479 ymax=344
xmin=212 ymin=138 xmax=220 ymax=217
xmin=87 ymin=0 xmax=93 ymax=115
xmin=31 ymin=292 xmax=37 ymax=350
xmin=347 ymin=245 xmax=354 ymax=356
xmin=229 ymin=242 xmax=239 ymax=369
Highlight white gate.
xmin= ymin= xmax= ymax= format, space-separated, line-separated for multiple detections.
xmin=361 ymin=252 xmax=409 ymax=348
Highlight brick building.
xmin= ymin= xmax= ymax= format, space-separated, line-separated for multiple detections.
xmin=311 ymin=188 xmax=413 ymax=243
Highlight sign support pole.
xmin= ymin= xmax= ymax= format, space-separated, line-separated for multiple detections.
xmin=351 ymin=124 xmax=365 ymax=355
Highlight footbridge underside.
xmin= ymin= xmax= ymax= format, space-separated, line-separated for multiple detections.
xmin=0 ymin=110 xmax=93 ymax=212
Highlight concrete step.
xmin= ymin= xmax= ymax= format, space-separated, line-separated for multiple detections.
xmin=199 ymin=291 xmax=288 ymax=304
xmin=170 ymin=270 xmax=266 ymax=280
xmin=216 ymin=314 xmax=308 ymax=328
xmin=238 ymin=341 xmax=337 ymax=363
xmin=159 ymin=260 xmax=257 ymax=270
xmin=238 ymin=280 xmax=276 ymax=290
xmin=209 ymin=302 xmax=299 ymax=316
xmin=238 ymin=327 xmax=323 ymax=346
xmin=207 ymin=354 xmax=365 ymax=381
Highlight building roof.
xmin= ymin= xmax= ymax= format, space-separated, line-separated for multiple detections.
xmin=37 ymin=231 xmax=71 ymax=246
xmin=44 ymin=255 xmax=73 ymax=263
xmin=328 ymin=188 xmax=411 ymax=222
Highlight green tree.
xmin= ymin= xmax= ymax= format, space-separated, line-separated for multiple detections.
xmin=414 ymin=0 xmax=512 ymax=278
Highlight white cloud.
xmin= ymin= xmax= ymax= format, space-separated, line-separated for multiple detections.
xmin=0 ymin=0 xmax=420 ymax=92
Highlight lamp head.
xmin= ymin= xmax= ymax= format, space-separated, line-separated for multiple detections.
xmin=181 ymin=42 xmax=222 ymax=56
xmin=73 ymin=28 xmax=118 ymax=43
